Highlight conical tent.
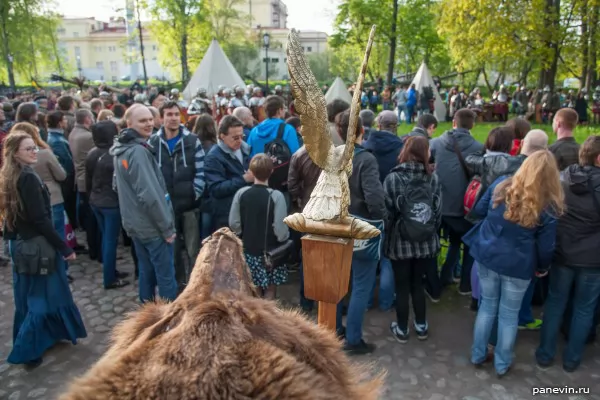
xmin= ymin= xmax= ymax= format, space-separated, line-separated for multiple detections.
xmin=183 ymin=39 xmax=246 ymax=101
xmin=324 ymin=77 xmax=352 ymax=105
xmin=411 ymin=63 xmax=446 ymax=122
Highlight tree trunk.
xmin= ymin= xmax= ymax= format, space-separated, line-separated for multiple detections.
xmin=581 ymin=0 xmax=588 ymax=88
xmin=180 ymin=32 xmax=189 ymax=84
xmin=136 ymin=0 xmax=148 ymax=87
xmin=586 ymin=2 xmax=598 ymax=91
xmin=386 ymin=0 xmax=398 ymax=86
xmin=481 ymin=66 xmax=493 ymax=94
xmin=0 ymin=7 xmax=15 ymax=91
xmin=538 ymin=0 xmax=560 ymax=90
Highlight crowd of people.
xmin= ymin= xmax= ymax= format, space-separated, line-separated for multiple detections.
xmin=0 ymin=84 xmax=598 ymax=383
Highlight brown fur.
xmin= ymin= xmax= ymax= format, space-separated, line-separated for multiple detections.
xmin=60 ymin=228 xmax=384 ymax=400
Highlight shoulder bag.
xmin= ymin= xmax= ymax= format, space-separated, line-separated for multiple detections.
xmin=263 ymin=189 xmax=294 ymax=270
xmin=12 ymin=235 xmax=56 ymax=275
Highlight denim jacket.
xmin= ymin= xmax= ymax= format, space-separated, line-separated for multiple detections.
xmin=47 ymin=129 xmax=74 ymax=176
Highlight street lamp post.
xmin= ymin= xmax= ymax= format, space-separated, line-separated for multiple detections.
xmin=263 ymin=32 xmax=270 ymax=95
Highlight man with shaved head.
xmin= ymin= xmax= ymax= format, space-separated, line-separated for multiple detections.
xmin=521 ymin=129 xmax=549 ymax=156
xmin=110 ymin=104 xmax=178 ymax=303
xmin=232 ymin=106 xmax=254 ymax=138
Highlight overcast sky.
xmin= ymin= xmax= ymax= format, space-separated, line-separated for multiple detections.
xmin=56 ymin=0 xmax=340 ymax=34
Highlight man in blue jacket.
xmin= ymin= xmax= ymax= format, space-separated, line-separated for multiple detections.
xmin=247 ymin=95 xmax=300 ymax=158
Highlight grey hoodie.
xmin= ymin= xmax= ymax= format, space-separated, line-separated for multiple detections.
xmin=110 ymin=128 xmax=175 ymax=241
xmin=430 ymin=129 xmax=484 ymax=217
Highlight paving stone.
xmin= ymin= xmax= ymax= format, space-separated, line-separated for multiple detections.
xmin=1 ymin=238 xmax=599 ymax=400
xmin=27 ymin=388 xmax=47 ymax=398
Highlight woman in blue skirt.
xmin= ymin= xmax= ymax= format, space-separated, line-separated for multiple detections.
xmin=229 ymin=153 xmax=290 ymax=299
xmin=0 ymin=132 xmax=87 ymax=368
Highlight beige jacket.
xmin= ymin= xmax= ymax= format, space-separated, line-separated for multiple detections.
xmin=68 ymin=124 xmax=94 ymax=192
xmin=34 ymin=148 xmax=67 ymax=206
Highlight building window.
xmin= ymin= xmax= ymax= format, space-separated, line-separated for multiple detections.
xmin=271 ymin=58 xmax=279 ymax=63
xmin=108 ymin=46 xmax=116 ymax=52
xmin=152 ymin=45 xmax=157 ymax=51
xmin=100 ymin=75 xmax=104 ymax=80
xmin=96 ymin=61 xmax=104 ymax=69
xmin=112 ymin=76 xmax=117 ymax=82
xmin=74 ymin=47 xmax=81 ymax=56
xmin=110 ymin=61 xmax=118 ymax=72
xmin=152 ymin=57 xmax=157 ymax=60
xmin=307 ymin=47 xmax=312 ymax=52
xmin=56 ymin=28 xmax=65 ymax=35
xmin=73 ymin=32 xmax=79 ymax=38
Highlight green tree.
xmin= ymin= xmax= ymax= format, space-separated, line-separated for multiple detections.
xmin=307 ymin=52 xmax=334 ymax=82
xmin=0 ymin=0 xmax=60 ymax=89
xmin=144 ymin=0 xmax=204 ymax=83
xmin=330 ymin=0 xmax=450 ymax=85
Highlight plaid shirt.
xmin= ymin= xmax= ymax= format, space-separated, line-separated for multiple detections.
xmin=383 ymin=162 xmax=442 ymax=260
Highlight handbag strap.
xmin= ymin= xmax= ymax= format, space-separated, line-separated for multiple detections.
xmin=587 ymin=175 xmax=600 ymax=216
xmin=263 ymin=188 xmax=273 ymax=254
xmin=451 ymin=134 xmax=470 ymax=180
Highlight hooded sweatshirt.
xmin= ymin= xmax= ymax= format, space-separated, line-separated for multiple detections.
xmin=554 ymin=165 xmax=600 ymax=268
xmin=110 ymin=128 xmax=175 ymax=241
xmin=147 ymin=125 xmax=205 ymax=215
xmin=86 ymin=121 xmax=119 ymax=208
xmin=247 ymin=118 xmax=300 ymax=158
xmin=362 ymin=130 xmax=404 ymax=182
xmin=430 ymin=128 xmax=484 ymax=217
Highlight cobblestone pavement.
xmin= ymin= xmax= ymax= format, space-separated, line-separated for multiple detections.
xmin=1 ymin=245 xmax=599 ymax=400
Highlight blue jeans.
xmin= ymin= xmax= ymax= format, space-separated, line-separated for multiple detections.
xmin=397 ymin=105 xmax=406 ymax=123
xmin=200 ymin=212 xmax=214 ymax=241
xmin=92 ymin=206 xmax=121 ymax=288
xmin=518 ymin=278 xmax=537 ymax=325
xmin=133 ymin=237 xmax=177 ymax=303
xmin=406 ymin=105 xmax=415 ymax=124
xmin=52 ymin=203 xmax=67 ymax=270
xmin=368 ymin=256 xmax=395 ymax=310
xmin=298 ymin=261 xmax=314 ymax=311
xmin=471 ymin=264 xmax=530 ymax=374
xmin=441 ymin=216 xmax=474 ymax=292
xmin=336 ymin=258 xmax=378 ymax=345
xmin=536 ymin=266 xmax=600 ymax=370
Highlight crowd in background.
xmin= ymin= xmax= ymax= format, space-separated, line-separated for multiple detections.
xmin=0 ymin=84 xmax=598 ymax=382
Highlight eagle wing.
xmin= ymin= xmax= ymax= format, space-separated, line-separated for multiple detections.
xmin=341 ymin=25 xmax=377 ymax=171
xmin=287 ymin=29 xmax=332 ymax=170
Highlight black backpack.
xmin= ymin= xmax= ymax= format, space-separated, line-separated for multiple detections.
xmin=399 ymin=177 xmax=436 ymax=242
xmin=264 ymin=123 xmax=292 ymax=191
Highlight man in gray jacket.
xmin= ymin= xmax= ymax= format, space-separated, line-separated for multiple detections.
xmin=111 ymin=104 xmax=178 ymax=303
xmin=430 ymin=109 xmax=483 ymax=295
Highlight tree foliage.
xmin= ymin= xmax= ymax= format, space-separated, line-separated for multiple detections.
xmin=330 ymin=0 xmax=450 ymax=83
xmin=144 ymin=0 xmax=251 ymax=84
xmin=0 ymin=0 xmax=61 ymax=89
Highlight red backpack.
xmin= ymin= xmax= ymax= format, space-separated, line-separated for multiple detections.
xmin=464 ymin=177 xmax=483 ymax=214
xmin=451 ymin=136 xmax=481 ymax=214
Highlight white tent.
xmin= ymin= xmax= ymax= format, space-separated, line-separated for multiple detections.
xmin=324 ymin=77 xmax=352 ymax=105
xmin=411 ymin=63 xmax=446 ymax=123
xmin=183 ymin=39 xmax=246 ymax=101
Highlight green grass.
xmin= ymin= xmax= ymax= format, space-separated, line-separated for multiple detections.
xmin=396 ymin=121 xmax=598 ymax=144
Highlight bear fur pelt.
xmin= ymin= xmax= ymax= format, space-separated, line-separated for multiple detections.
xmin=60 ymin=228 xmax=384 ymax=400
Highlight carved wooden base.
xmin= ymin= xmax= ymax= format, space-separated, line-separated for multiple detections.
xmin=284 ymin=213 xmax=380 ymax=239
xmin=301 ymin=234 xmax=354 ymax=331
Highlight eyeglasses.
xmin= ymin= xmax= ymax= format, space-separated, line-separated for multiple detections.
xmin=22 ymin=146 xmax=39 ymax=153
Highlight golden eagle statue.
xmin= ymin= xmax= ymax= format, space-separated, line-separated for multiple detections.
xmin=284 ymin=26 xmax=380 ymax=240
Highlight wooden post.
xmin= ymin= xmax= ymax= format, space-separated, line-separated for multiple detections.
xmin=301 ymin=234 xmax=354 ymax=332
